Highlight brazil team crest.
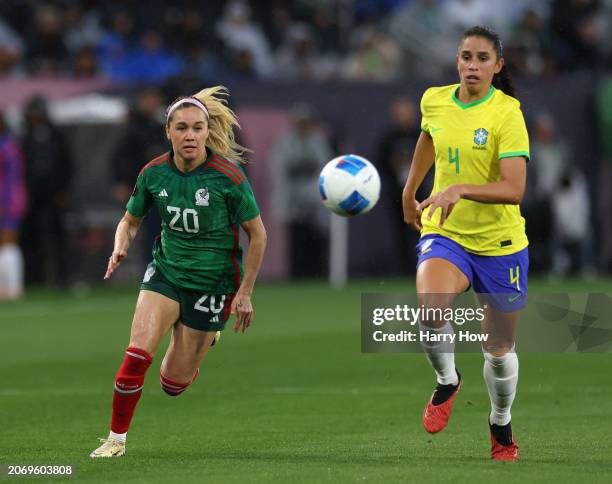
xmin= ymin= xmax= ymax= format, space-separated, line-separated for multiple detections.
xmin=474 ymin=128 xmax=489 ymax=146
xmin=195 ymin=188 xmax=209 ymax=206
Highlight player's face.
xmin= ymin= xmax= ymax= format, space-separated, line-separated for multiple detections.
xmin=166 ymin=106 xmax=209 ymax=162
xmin=457 ymin=36 xmax=503 ymax=95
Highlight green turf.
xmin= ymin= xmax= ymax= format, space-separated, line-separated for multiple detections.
xmin=1 ymin=279 xmax=612 ymax=483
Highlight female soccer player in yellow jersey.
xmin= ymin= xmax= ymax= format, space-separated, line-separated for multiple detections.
xmin=402 ymin=26 xmax=529 ymax=461
xmin=90 ymin=87 xmax=267 ymax=458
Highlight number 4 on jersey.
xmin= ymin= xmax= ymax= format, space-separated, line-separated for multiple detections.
xmin=448 ymin=147 xmax=460 ymax=174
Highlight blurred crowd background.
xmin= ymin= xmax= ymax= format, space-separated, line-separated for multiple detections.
xmin=1 ymin=0 xmax=612 ymax=298
xmin=1 ymin=0 xmax=612 ymax=81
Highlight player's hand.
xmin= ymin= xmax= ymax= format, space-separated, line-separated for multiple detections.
xmin=104 ymin=250 xmax=127 ymax=280
xmin=417 ymin=185 xmax=463 ymax=227
xmin=231 ymin=292 xmax=253 ymax=333
xmin=403 ymin=197 xmax=422 ymax=232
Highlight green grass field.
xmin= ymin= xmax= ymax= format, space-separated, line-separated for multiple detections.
xmin=1 ymin=279 xmax=612 ymax=483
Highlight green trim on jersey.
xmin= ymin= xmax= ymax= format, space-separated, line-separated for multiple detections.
xmin=126 ymin=148 xmax=260 ymax=293
xmin=452 ymin=85 xmax=495 ymax=110
xmin=499 ymin=150 xmax=530 ymax=160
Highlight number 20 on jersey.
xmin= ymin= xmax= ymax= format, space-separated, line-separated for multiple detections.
xmin=167 ymin=206 xmax=199 ymax=233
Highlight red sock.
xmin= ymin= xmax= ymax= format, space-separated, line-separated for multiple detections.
xmin=160 ymin=369 xmax=198 ymax=396
xmin=111 ymin=347 xmax=152 ymax=434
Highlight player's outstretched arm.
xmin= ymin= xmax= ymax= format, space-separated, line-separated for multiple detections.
xmin=231 ymin=215 xmax=267 ymax=333
xmin=417 ymin=156 xmax=527 ymax=227
xmin=402 ymin=131 xmax=435 ymax=232
xmin=104 ymin=211 xmax=143 ymax=280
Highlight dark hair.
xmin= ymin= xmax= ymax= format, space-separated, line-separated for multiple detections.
xmin=461 ymin=26 xmax=515 ymax=98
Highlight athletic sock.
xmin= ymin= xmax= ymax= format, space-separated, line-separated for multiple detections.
xmin=431 ymin=370 xmax=461 ymax=405
xmin=419 ymin=321 xmax=458 ymax=386
xmin=489 ymin=422 xmax=512 ymax=445
xmin=110 ymin=347 xmax=153 ymax=434
xmin=490 ymin=421 xmax=514 ymax=446
xmin=109 ymin=431 xmax=127 ymax=443
xmin=0 ymin=244 xmax=24 ymax=299
xmin=159 ymin=371 xmax=197 ymax=396
xmin=483 ymin=349 xmax=518 ymax=426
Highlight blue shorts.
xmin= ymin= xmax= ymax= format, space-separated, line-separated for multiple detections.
xmin=416 ymin=234 xmax=529 ymax=312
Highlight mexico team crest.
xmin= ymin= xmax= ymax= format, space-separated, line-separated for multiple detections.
xmin=474 ymin=128 xmax=489 ymax=146
xmin=195 ymin=188 xmax=209 ymax=206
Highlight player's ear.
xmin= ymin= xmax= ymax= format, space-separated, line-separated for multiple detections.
xmin=494 ymin=56 xmax=504 ymax=75
xmin=164 ymin=124 xmax=170 ymax=140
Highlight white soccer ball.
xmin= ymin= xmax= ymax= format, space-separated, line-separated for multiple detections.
xmin=318 ymin=154 xmax=381 ymax=216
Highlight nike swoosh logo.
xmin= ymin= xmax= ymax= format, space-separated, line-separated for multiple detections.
xmin=431 ymin=127 xmax=442 ymax=133
xmin=507 ymin=294 xmax=521 ymax=303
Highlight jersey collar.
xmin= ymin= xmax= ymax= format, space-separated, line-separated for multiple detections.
xmin=452 ymin=85 xmax=495 ymax=110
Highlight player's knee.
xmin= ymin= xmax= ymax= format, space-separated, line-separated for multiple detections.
xmin=482 ymin=343 xmax=515 ymax=358
xmin=114 ymin=347 xmax=153 ymax=394
xmin=160 ymin=369 xmax=199 ymax=397
xmin=417 ymin=294 xmax=456 ymax=329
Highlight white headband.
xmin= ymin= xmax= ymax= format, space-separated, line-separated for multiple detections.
xmin=166 ymin=98 xmax=209 ymax=121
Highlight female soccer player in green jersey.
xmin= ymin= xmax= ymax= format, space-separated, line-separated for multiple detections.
xmin=402 ymin=27 xmax=529 ymax=461
xmin=90 ymin=86 xmax=267 ymax=458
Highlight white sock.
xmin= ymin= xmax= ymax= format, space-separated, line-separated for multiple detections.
xmin=109 ymin=431 xmax=127 ymax=443
xmin=483 ymin=349 xmax=519 ymax=426
xmin=419 ymin=321 xmax=458 ymax=385
xmin=0 ymin=244 xmax=24 ymax=299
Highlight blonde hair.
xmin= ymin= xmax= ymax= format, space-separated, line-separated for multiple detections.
xmin=199 ymin=86 xmax=252 ymax=164
xmin=166 ymin=86 xmax=250 ymax=164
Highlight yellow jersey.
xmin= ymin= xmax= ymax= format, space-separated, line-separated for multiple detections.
xmin=420 ymin=84 xmax=530 ymax=255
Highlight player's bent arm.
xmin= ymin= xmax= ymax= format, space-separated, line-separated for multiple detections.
xmin=402 ymin=131 xmax=435 ymax=230
xmin=402 ymin=131 xmax=435 ymax=198
xmin=237 ymin=215 xmax=267 ymax=296
xmin=457 ymin=156 xmax=527 ymax=205
xmin=104 ymin=211 xmax=143 ymax=280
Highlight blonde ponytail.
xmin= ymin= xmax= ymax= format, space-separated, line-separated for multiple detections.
xmin=193 ymin=86 xmax=250 ymax=164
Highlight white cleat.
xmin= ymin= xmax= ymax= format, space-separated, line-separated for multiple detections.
xmin=89 ymin=438 xmax=125 ymax=458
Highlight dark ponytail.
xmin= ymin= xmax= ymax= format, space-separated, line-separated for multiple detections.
xmin=492 ymin=64 xmax=515 ymax=98
xmin=462 ymin=26 xmax=515 ymax=98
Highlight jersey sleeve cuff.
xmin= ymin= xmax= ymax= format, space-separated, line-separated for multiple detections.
xmin=499 ymin=151 xmax=530 ymax=161
xmin=126 ymin=205 xmax=145 ymax=217
xmin=236 ymin=209 xmax=260 ymax=224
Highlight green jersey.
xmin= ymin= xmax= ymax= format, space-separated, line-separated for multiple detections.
xmin=127 ymin=149 xmax=260 ymax=293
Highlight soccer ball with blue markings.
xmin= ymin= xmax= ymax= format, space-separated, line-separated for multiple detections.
xmin=318 ymin=154 xmax=381 ymax=216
